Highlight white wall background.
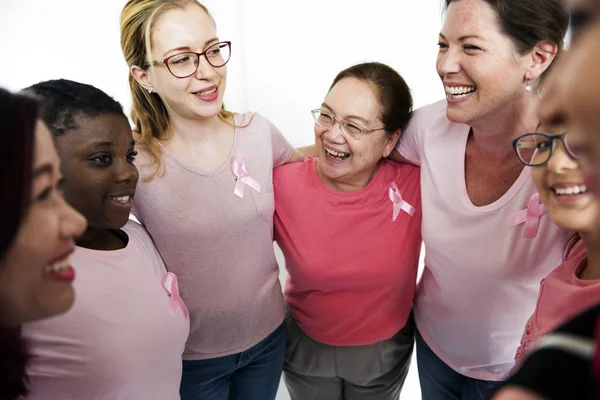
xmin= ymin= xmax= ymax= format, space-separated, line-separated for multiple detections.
xmin=0 ymin=1 xmax=443 ymax=398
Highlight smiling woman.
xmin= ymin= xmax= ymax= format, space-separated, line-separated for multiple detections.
xmin=20 ymin=79 xmax=190 ymax=400
xmin=0 ymin=88 xmax=86 ymax=399
xmin=119 ymin=1 xmax=302 ymax=399
xmin=388 ymin=0 xmax=571 ymax=398
xmin=274 ymin=62 xmax=421 ymax=400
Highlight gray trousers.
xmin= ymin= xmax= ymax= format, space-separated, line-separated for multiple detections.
xmin=283 ymin=311 xmax=415 ymax=400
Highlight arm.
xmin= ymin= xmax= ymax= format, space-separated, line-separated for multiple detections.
xmin=286 ymin=148 xmax=305 ymax=164
xmin=387 ymin=148 xmax=417 ymax=165
xmin=296 ymin=145 xmax=318 ymax=158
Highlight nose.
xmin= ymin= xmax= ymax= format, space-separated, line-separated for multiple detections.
xmin=194 ymin=55 xmax=217 ymax=80
xmin=437 ymin=47 xmax=461 ymax=77
xmin=115 ymin=159 xmax=139 ymax=186
xmin=59 ymin=197 xmax=87 ymax=240
xmin=547 ymin=141 xmax=579 ymax=173
xmin=321 ymin=120 xmax=346 ymax=144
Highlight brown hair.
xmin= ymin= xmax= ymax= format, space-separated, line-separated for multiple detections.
xmin=329 ymin=62 xmax=413 ymax=134
xmin=445 ymin=0 xmax=569 ymax=83
xmin=120 ymin=0 xmax=235 ymax=179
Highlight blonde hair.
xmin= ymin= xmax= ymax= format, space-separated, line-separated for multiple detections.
xmin=120 ymin=0 xmax=235 ymax=180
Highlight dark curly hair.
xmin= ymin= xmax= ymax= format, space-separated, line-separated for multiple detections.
xmin=22 ymin=79 xmax=126 ymax=137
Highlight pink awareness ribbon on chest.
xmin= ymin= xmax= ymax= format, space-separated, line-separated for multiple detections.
xmin=388 ymin=183 xmax=415 ymax=221
xmin=231 ymin=157 xmax=261 ymax=198
xmin=509 ymin=193 xmax=546 ymax=238
xmin=162 ymin=272 xmax=189 ymax=319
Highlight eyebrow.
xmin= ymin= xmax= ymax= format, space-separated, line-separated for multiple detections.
xmin=439 ymin=33 xmax=483 ymax=41
xmin=164 ymin=37 xmax=219 ymax=57
xmin=321 ymin=103 xmax=370 ymax=125
xmin=33 ymin=163 xmax=53 ymax=179
xmin=90 ymin=141 xmax=114 ymax=149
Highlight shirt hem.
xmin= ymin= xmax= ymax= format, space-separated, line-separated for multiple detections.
xmin=181 ymin=318 xmax=284 ymax=361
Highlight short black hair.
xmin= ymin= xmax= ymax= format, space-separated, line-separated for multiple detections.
xmin=22 ymin=79 xmax=126 ymax=136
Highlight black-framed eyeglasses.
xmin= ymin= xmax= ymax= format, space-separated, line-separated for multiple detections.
xmin=147 ymin=41 xmax=231 ymax=78
xmin=513 ymin=132 xmax=581 ymax=166
xmin=310 ymin=109 xmax=385 ymax=140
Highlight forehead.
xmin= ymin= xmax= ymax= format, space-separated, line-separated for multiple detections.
xmin=151 ymin=4 xmax=216 ymax=54
xmin=325 ymin=78 xmax=379 ymax=118
xmin=442 ymin=0 xmax=502 ymax=36
xmin=55 ymin=114 xmax=133 ymax=149
xmin=565 ymin=22 xmax=600 ymax=123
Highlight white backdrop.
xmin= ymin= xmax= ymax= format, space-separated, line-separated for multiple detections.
xmin=1 ymin=1 xmax=443 ymax=398
xmin=0 ymin=0 xmax=444 ymax=147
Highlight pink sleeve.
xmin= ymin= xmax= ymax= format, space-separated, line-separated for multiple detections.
xmin=395 ymin=108 xmax=427 ymax=166
xmin=265 ymin=117 xmax=294 ymax=168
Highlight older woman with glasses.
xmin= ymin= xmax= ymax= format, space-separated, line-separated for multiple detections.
xmin=120 ymin=1 xmax=302 ymax=399
xmin=274 ymin=62 xmax=421 ymax=400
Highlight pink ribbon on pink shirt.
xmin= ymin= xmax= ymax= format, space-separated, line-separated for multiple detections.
xmin=162 ymin=272 xmax=189 ymax=319
xmin=388 ymin=183 xmax=415 ymax=221
xmin=509 ymin=193 xmax=546 ymax=238
xmin=231 ymin=157 xmax=261 ymax=198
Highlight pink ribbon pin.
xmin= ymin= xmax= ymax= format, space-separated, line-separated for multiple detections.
xmin=162 ymin=272 xmax=189 ymax=319
xmin=509 ymin=193 xmax=546 ymax=238
xmin=388 ymin=183 xmax=415 ymax=221
xmin=231 ymin=157 xmax=261 ymax=198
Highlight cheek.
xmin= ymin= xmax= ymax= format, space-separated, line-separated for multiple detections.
xmin=530 ymin=168 xmax=547 ymax=195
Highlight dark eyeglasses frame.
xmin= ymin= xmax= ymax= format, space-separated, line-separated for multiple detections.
xmin=146 ymin=41 xmax=232 ymax=79
xmin=512 ymin=132 xmax=579 ymax=166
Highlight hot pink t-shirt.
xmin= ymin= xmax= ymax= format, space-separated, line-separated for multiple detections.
xmin=133 ymin=113 xmax=294 ymax=360
xmin=22 ymin=220 xmax=190 ymax=400
xmin=515 ymin=240 xmax=600 ymax=363
xmin=274 ymin=158 xmax=422 ymax=346
xmin=396 ymin=100 xmax=571 ymax=380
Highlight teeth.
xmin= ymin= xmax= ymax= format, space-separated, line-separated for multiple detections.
xmin=445 ymin=85 xmax=476 ymax=98
xmin=108 ymin=196 xmax=130 ymax=203
xmin=197 ymin=88 xmax=216 ymax=96
xmin=554 ymin=185 xmax=587 ymax=195
xmin=44 ymin=257 xmax=70 ymax=275
xmin=325 ymin=148 xmax=350 ymax=160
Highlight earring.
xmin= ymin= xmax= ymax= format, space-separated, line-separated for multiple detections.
xmin=148 ymin=88 xmax=154 ymax=94
xmin=525 ymin=81 xmax=532 ymax=93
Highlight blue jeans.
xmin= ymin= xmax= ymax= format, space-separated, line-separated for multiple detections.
xmin=180 ymin=322 xmax=286 ymax=400
xmin=416 ymin=330 xmax=501 ymax=400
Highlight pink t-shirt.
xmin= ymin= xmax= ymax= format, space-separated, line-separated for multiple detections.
xmin=22 ymin=220 xmax=189 ymax=400
xmin=396 ymin=100 xmax=571 ymax=380
xmin=274 ymin=158 xmax=422 ymax=346
xmin=515 ymin=240 xmax=600 ymax=363
xmin=133 ymin=112 xmax=294 ymax=360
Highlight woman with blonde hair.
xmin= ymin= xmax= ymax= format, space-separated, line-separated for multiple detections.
xmin=120 ymin=1 xmax=302 ymax=399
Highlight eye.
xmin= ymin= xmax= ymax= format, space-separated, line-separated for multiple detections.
xmin=90 ymin=154 xmax=112 ymax=165
xmin=463 ymin=44 xmax=481 ymax=52
xmin=126 ymin=150 xmax=138 ymax=163
xmin=207 ymin=47 xmax=222 ymax=57
xmin=318 ymin=112 xmax=334 ymax=125
xmin=437 ymin=42 xmax=449 ymax=50
xmin=345 ymin=123 xmax=363 ymax=136
xmin=536 ymin=140 xmax=553 ymax=151
xmin=170 ymin=54 xmax=193 ymax=65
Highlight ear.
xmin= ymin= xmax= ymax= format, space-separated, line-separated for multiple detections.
xmin=525 ymin=40 xmax=559 ymax=81
xmin=383 ymin=129 xmax=401 ymax=158
xmin=130 ymin=65 xmax=154 ymax=93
